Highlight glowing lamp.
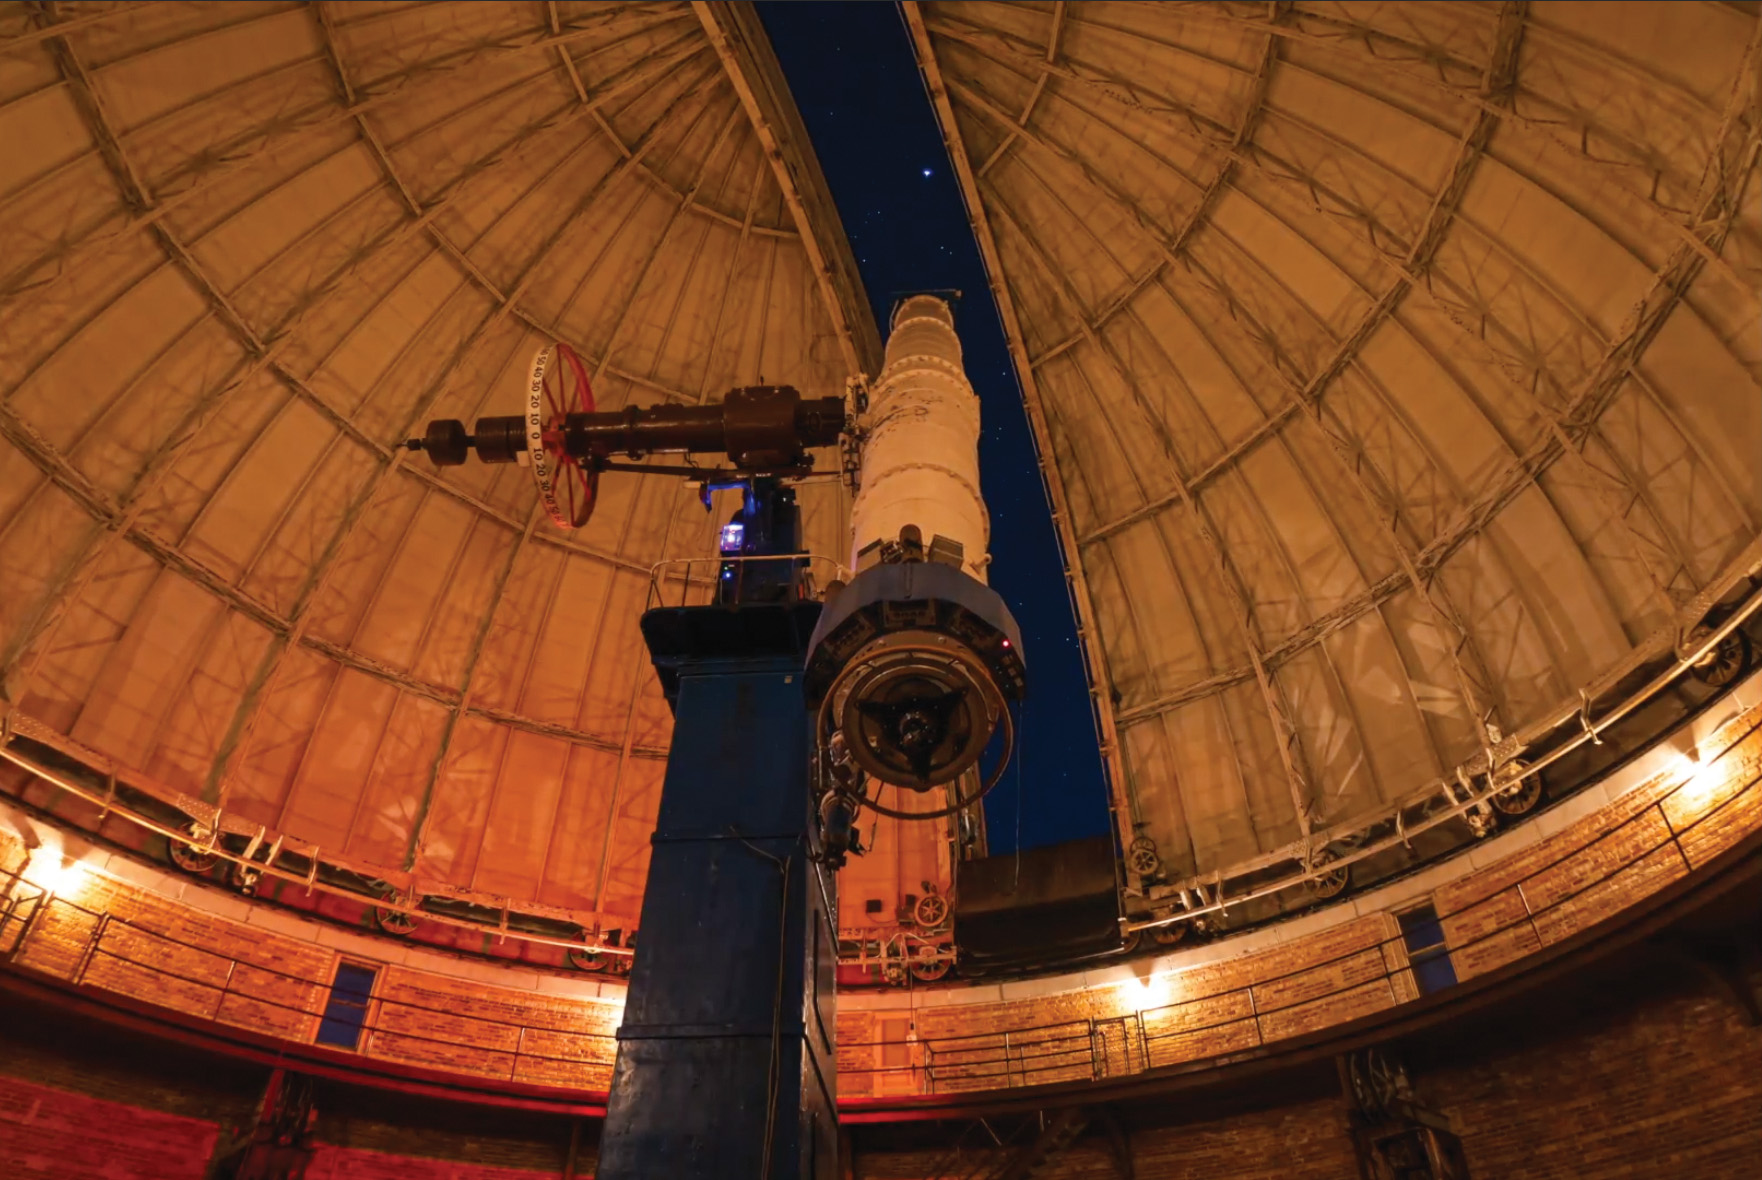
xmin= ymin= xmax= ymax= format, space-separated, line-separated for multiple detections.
xmin=22 ymin=847 xmax=84 ymax=896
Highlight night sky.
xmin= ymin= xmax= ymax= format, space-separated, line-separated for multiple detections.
xmin=757 ymin=2 xmax=1112 ymax=854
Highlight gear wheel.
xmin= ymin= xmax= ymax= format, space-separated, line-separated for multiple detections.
xmin=1151 ymin=921 xmax=1189 ymax=947
xmin=1305 ymin=850 xmax=1349 ymax=899
xmin=908 ymin=946 xmax=952 ymax=982
xmin=913 ymin=892 xmax=949 ymax=930
xmin=1690 ymin=629 xmax=1752 ymax=689
xmin=168 ymin=824 xmax=219 ymax=874
xmin=1490 ymin=760 xmax=1541 ymax=816
xmin=1347 ymin=1049 xmax=1410 ymax=1118
xmin=373 ymin=905 xmax=419 ymax=936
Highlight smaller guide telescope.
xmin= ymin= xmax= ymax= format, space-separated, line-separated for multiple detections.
xmin=803 ymin=295 xmax=1027 ymax=855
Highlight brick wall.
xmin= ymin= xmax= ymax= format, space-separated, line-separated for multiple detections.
xmin=0 ymin=826 xmax=621 ymax=1090
xmin=0 ymin=991 xmax=585 ymax=1178
xmin=839 ymin=911 xmax=1414 ymax=1094
xmin=0 ymin=1072 xmax=584 ymax=1180
xmin=1118 ymin=1100 xmax=1360 ymax=1180
xmin=0 ymin=1070 xmax=582 ymax=1180
xmin=0 ymin=988 xmax=265 ymax=1122
xmin=368 ymin=964 xmax=618 ymax=1088
xmin=3 ymin=704 xmax=1758 ymax=1106
xmin=840 ymin=709 xmax=1762 ymax=1096
xmin=1432 ymin=974 xmax=1762 ymax=1178
xmin=306 ymin=1147 xmax=561 ymax=1179
xmin=851 ymin=966 xmax=1762 ymax=1179
xmin=312 ymin=1085 xmax=584 ymax=1176
xmin=3 ymin=831 xmax=333 ymax=1038
xmin=0 ymin=1074 xmax=219 ymax=1180
xmin=7 ymin=960 xmax=1756 ymax=1180
xmin=851 ymin=1096 xmax=1359 ymax=1179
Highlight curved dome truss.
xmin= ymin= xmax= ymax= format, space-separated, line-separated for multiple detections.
xmin=908 ymin=0 xmax=1761 ymax=903
xmin=0 ymin=0 xmax=878 ymax=939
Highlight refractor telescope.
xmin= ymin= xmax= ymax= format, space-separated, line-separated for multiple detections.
xmin=807 ymin=525 xmax=1024 ymax=824
xmin=415 ymin=313 xmax=1024 ymax=1179
xmin=402 ymin=325 xmax=1025 ymax=836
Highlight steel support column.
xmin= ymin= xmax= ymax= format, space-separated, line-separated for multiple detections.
xmin=596 ymin=602 xmax=837 ymax=1180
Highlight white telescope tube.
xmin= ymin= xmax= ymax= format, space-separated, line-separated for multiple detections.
xmin=849 ymin=295 xmax=990 ymax=582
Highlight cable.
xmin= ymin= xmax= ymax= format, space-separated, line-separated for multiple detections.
xmin=761 ymin=856 xmax=789 ymax=1180
xmin=735 ymin=831 xmax=791 ymax=1180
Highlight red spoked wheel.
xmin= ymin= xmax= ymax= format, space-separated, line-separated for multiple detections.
xmin=527 ymin=341 xmax=599 ymax=529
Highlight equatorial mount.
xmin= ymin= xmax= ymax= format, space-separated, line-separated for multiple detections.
xmin=405 ymin=340 xmax=1026 ymax=866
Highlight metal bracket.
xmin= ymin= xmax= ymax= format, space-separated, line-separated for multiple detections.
xmin=1578 ymin=688 xmax=1603 ymax=745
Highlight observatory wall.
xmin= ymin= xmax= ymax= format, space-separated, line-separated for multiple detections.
xmin=845 ymin=966 xmax=1762 ymax=1179
xmin=2 ymin=668 xmax=1759 ymax=1106
xmin=0 ymin=1002 xmax=588 ymax=1179
xmin=4 ymin=958 xmax=1756 ymax=1178
xmin=837 ymin=670 xmax=1762 ymax=1096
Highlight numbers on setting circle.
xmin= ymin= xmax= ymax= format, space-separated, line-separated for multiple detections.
xmin=525 ymin=342 xmax=598 ymax=529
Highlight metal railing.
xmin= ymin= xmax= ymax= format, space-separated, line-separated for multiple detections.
xmin=864 ymin=715 xmax=1761 ymax=1094
xmin=0 ymin=878 xmax=46 ymax=957
xmin=0 ymin=868 xmax=620 ymax=1087
xmin=643 ymin=552 xmax=851 ymax=611
xmin=1129 ymin=559 xmax=1762 ymax=932
xmin=926 ymin=1021 xmax=1103 ymax=1091
xmin=0 ymin=560 xmax=1748 ymax=982
xmin=3 ymin=710 xmax=1757 ymax=1102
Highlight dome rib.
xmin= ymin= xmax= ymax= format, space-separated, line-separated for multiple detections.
xmin=2 ymin=0 xmax=1754 ymax=969
xmin=0 ymin=0 xmax=877 ymax=933
xmin=199 ymin=48 xmax=738 ymax=828
xmin=909 ymin=0 xmax=1760 ymax=884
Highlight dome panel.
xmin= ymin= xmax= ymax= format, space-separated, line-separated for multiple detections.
xmin=148 ymin=607 xmax=280 ymax=799
xmin=0 ymin=0 xmax=877 ymax=940
xmin=910 ymin=0 xmax=1760 ymax=900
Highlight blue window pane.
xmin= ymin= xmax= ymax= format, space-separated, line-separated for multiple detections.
xmin=1398 ymin=906 xmax=1447 ymax=954
xmin=332 ymin=962 xmax=375 ymax=1002
xmin=316 ymin=963 xmax=377 ymax=1050
xmin=1413 ymin=952 xmax=1458 ymax=995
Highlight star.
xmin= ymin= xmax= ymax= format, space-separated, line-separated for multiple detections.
xmin=921 ymin=168 xmax=933 ymax=177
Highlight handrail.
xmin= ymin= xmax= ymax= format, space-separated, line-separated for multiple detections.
xmin=922 ymin=1018 xmax=1095 ymax=1048
xmin=0 ymin=563 xmax=1751 ymax=977
xmin=1129 ymin=560 xmax=1762 ymax=932
xmin=3 ymin=678 xmax=1758 ymax=1101
xmin=0 ymin=878 xmax=46 ymax=956
xmin=0 ymin=869 xmax=621 ymax=1086
xmin=643 ymin=552 xmax=851 ymax=611
xmin=911 ymin=710 xmax=1760 ymax=1091
xmin=0 ymin=870 xmax=616 ymax=1044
